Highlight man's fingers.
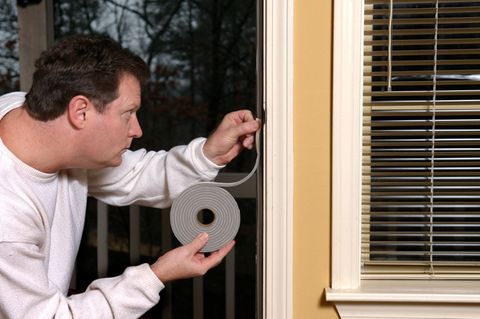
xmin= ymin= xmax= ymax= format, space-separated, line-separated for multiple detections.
xmin=188 ymin=232 xmax=209 ymax=253
xmin=230 ymin=120 xmax=259 ymax=141
xmin=202 ymin=240 xmax=235 ymax=269
xmin=242 ymin=134 xmax=255 ymax=149
xmin=229 ymin=109 xmax=255 ymax=124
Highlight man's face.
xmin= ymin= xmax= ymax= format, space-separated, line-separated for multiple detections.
xmin=86 ymin=73 xmax=143 ymax=167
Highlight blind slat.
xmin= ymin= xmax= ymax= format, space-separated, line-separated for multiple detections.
xmin=366 ymin=28 xmax=480 ymax=36
xmin=366 ymin=49 xmax=480 ymax=56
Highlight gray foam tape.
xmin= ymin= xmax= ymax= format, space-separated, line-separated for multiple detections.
xmin=170 ymin=183 xmax=240 ymax=252
xmin=170 ymin=129 xmax=260 ymax=252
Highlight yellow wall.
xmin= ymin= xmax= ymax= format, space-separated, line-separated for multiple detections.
xmin=293 ymin=0 xmax=338 ymax=318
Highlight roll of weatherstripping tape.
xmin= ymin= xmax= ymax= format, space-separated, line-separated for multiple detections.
xmin=170 ymin=184 xmax=240 ymax=252
xmin=170 ymin=129 xmax=260 ymax=252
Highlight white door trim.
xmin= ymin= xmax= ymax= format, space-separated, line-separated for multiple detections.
xmin=263 ymin=0 xmax=294 ymax=318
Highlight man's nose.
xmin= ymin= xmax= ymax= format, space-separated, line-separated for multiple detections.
xmin=129 ymin=113 xmax=143 ymax=138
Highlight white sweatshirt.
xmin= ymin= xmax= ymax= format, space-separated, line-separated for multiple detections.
xmin=0 ymin=92 xmax=222 ymax=318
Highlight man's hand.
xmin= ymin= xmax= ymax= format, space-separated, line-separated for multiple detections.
xmin=203 ymin=110 xmax=261 ymax=166
xmin=150 ymin=233 xmax=235 ymax=283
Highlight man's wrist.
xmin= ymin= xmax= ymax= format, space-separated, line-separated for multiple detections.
xmin=199 ymin=138 xmax=226 ymax=168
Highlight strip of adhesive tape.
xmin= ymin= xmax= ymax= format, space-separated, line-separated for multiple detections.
xmin=170 ymin=129 xmax=260 ymax=252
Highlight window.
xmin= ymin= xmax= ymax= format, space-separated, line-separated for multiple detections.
xmin=327 ymin=0 xmax=480 ymax=318
xmin=364 ymin=0 xmax=480 ymax=280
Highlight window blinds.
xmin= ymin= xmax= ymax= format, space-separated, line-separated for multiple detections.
xmin=362 ymin=0 xmax=480 ymax=279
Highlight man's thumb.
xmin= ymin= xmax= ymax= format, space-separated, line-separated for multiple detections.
xmin=189 ymin=232 xmax=209 ymax=252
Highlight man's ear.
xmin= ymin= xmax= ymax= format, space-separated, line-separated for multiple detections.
xmin=67 ymin=95 xmax=91 ymax=129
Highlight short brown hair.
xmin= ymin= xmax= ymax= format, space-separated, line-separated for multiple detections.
xmin=25 ymin=34 xmax=150 ymax=121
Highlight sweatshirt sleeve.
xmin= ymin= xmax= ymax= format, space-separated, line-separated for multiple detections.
xmin=87 ymin=137 xmax=224 ymax=208
xmin=0 ymin=241 xmax=164 ymax=319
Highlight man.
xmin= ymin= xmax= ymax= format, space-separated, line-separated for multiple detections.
xmin=0 ymin=35 xmax=260 ymax=318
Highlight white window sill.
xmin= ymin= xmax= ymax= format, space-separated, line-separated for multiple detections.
xmin=326 ymin=280 xmax=480 ymax=303
xmin=326 ymin=281 xmax=480 ymax=319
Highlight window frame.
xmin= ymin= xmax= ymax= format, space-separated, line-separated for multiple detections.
xmin=326 ymin=1 xmax=480 ymax=318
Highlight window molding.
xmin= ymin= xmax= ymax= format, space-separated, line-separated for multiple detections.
xmin=330 ymin=0 xmax=364 ymax=290
xmin=326 ymin=0 xmax=480 ymax=318
xmin=263 ymin=0 xmax=293 ymax=318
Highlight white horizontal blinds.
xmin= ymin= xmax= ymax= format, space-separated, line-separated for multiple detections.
xmin=362 ymin=0 xmax=480 ymax=279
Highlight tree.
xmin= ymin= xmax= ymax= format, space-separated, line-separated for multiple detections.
xmin=0 ymin=0 xmax=19 ymax=94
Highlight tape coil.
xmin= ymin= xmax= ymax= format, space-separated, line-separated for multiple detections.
xmin=170 ymin=130 xmax=260 ymax=252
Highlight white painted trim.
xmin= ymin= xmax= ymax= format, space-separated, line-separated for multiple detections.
xmin=334 ymin=303 xmax=480 ymax=319
xmin=331 ymin=0 xmax=364 ymax=290
xmin=328 ymin=0 xmax=480 ymax=318
xmin=326 ymin=280 xmax=480 ymax=303
xmin=263 ymin=0 xmax=293 ymax=318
